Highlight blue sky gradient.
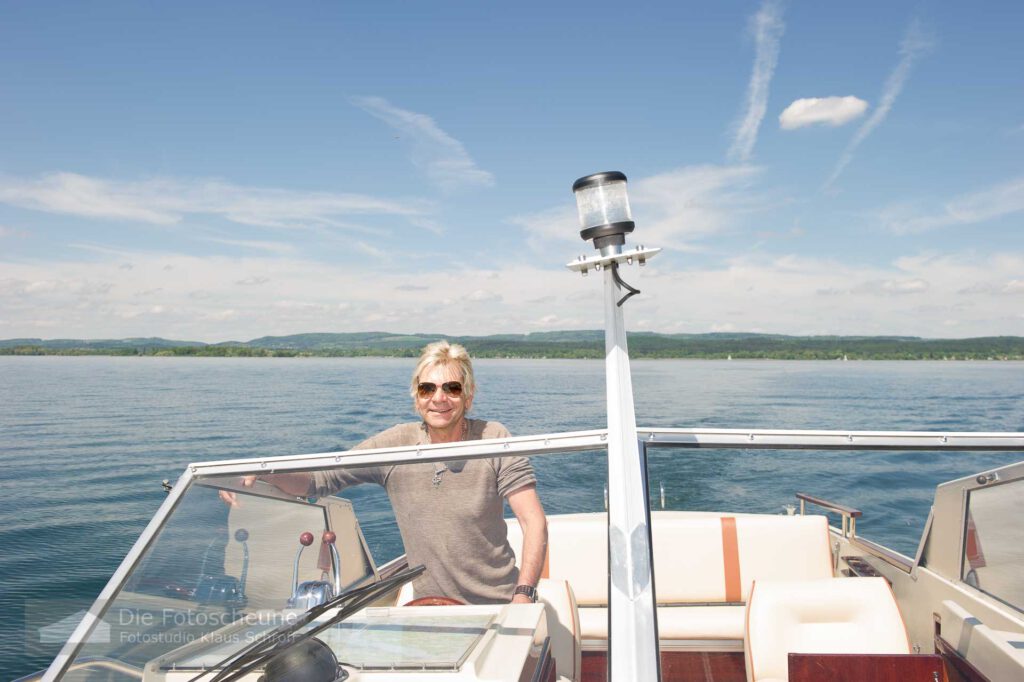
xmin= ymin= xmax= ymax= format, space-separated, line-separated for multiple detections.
xmin=1 ymin=1 xmax=1022 ymax=340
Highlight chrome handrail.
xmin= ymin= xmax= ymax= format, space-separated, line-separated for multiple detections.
xmin=641 ymin=427 xmax=1024 ymax=451
xmin=794 ymin=492 xmax=916 ymax=573
xmin=796 ymin=492 xmax=863 ymax=538
xmin=184 ymin=427 xmax=1024 ymax=480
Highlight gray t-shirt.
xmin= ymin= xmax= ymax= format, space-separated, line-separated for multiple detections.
xmin=310 ymin=419 xmax=536 ymax=604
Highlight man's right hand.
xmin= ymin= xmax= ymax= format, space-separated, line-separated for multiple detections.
xmin=218 ymin=475 xmax=259 ymax=508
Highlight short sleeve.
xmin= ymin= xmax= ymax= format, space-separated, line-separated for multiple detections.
xmin=308 ymin=424 xmax=416 ymax=497
xmin=494 ymin=456 xmax=536 ymax=498
xmin=309 ymin=466 xmax=385 ymax=498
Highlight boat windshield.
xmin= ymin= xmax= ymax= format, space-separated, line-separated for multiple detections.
xmin=50 ymin=440 xmax=607 ymax=681
xmin=52 ymin=480 xmax=376 ymax=680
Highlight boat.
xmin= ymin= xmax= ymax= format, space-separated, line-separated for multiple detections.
xmin=30 ymin=172 xmax=1024 ymax=681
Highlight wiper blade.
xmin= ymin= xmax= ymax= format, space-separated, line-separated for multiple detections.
xmin=193 ymin=565 xmax=424 ymax=682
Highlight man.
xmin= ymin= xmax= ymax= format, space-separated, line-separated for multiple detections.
xmin=235 ymin=341 xmax=547 ymax=605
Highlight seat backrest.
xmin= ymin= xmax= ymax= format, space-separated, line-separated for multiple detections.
xmin=506 ymin=514 xmax=608 ymax=605
xmin=506 ymin=512 xmax=834 ymax=607
xmin=536 ymin=579 xmax=582 ymax=682
xmin=734 ymin=515 xmax=833 ymax=601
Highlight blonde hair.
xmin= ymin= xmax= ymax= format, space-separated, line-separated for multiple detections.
xmin=409 ymin=340 xmax=476 ymax=406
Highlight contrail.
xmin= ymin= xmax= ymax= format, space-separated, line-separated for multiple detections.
xmin=825 ymin=20 xmax=934 ymax=189
xmin=728 ymin=0 xmax=786 ymax=163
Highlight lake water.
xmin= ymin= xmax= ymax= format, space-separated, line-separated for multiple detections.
xmin=1 ymin=356 xmax=1022 ymax=679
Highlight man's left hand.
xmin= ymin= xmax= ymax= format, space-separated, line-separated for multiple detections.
xmin=511 ymin=593 xmax=535 ymax=605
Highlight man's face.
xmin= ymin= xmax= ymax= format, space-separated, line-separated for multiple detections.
xmin=415 ymin=363 xmax=472 ymax=433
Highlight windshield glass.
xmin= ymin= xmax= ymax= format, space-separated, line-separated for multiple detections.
xmin=54 ymin=445 xmax=603 ymax=680
xmin=963 ymin=477 xmax=1024 ymax=612
xmin=56 ymin=477 xmax=378 ymax=679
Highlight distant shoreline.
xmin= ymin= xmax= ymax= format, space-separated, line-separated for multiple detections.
xmin=3 ymin=346 xmax=1022 ymax=361
xmin=3 ymin=352 xmax=1022 ymax=361
xmin=3 ymin=331 xmax=1023 ymax=361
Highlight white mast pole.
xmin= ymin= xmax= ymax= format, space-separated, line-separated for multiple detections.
xmin=602 ymin=264 xmax=660 ymax=681
xmin=568 ymin=171 xmax=661 ymax=681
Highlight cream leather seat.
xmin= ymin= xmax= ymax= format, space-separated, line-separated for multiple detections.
xmin=536 ymin=579 xmax=582 ymax=682
xmin=744 ymin=577 xmax=910 ymax=682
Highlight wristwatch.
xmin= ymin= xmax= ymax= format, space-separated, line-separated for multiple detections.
xmin=513 ymin=584 xmax=538 ymax=602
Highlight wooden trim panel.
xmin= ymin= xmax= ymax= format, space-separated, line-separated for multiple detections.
xmin=788 ymin=653 xmax=948 ymax=682
xmin=581 ymin=650 xmax=746 ymax=682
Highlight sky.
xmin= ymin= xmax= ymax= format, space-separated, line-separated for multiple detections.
xmin=1 ymin=0 xmax=1022 ymax=342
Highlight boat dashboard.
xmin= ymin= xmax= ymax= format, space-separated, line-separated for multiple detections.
xmin=145 ymin=603 xmax=550 ymax=682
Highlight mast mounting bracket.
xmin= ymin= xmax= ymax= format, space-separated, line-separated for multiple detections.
xmin=565 ymin=245 xmax=661 ymax=275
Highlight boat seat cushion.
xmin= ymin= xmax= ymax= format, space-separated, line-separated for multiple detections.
xmin=744 ymin=577 xmax=910 ymax=682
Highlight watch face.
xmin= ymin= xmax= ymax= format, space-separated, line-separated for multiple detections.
xmin=514 ymin=585 xmax=537 ymax=601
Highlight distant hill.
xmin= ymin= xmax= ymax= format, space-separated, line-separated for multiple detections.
xmin=2 ymin=332 xmax=1023 ymax=360
xmin=0 ymin=337 xmax=206 ymax=350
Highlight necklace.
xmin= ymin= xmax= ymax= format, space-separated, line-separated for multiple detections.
xmin=429 ymin=420 xmax=469 ymax=487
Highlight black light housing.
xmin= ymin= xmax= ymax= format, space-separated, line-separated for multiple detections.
xmin=572 ymin=171 xmax=635 ymax=253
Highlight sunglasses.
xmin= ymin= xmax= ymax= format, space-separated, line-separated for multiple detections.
xmin=417 ymin=381 xmax=464 ymax=398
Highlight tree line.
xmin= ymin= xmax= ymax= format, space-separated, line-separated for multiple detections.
xmin=4 ymin=336 xmax=1022 ymax=360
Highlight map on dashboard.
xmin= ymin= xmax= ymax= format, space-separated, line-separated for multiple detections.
xmin=319 ymin=610 xmax=495 ymax=670
xmin=161 ymin=607 xmax=496 ymax=672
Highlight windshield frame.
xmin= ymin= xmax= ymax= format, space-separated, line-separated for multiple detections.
xmin=44 ymin=428 xmax=610 ymax=680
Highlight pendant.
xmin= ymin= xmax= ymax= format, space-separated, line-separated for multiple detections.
xmin=432 ymin=463 xmax=447 ymax=486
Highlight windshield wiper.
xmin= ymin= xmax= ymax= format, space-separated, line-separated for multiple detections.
xmin=193 ymin=565 xmax=424 ymax=682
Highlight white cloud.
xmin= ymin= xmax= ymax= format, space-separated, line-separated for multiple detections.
xmin=0 ymin=277 xmax=113 ymax=297
xmin=464 ymin=289 xmax=502 ymax=304
xmin=535 ymin=314 xmax=560 ymax=326
xmin=512 ymin=164 xmax=764 ymax=253
xmin=728 ymin=0 xmax=786 ymax=162
xmin=634 ymin=252 xmax=1024 ymax=336
xmin=852 ymin=278 xmax=930 ymax=295
xmin=201 ymin=237 xmax=297 ymax=255
xmin=2 ymin=247 xmax=1022 ymax=340
xmin=0 ymin=172 xmax=426 ymax=230
xmin=352 ymin=96 xmax=494 ymax=192
xmin=353 ymin=241 xmax=389 ymax=259
xmin=826 ymin=20 xmax=934 ymax=188
xmin=235 ymin=276 xmax=270 ymax=286
xmin=959 ymin=280 xmax=1024 ymax=296
xmin=779 ymin=96 xmax=868 ymax=129
xmin=879 ymin=176 xmax=1024 ymax=234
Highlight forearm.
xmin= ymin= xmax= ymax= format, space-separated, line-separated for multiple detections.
xmin=257 ymin=472 xmax=315 ymax=497
xmin=516 ymin=518 xmax=548 ymax=588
